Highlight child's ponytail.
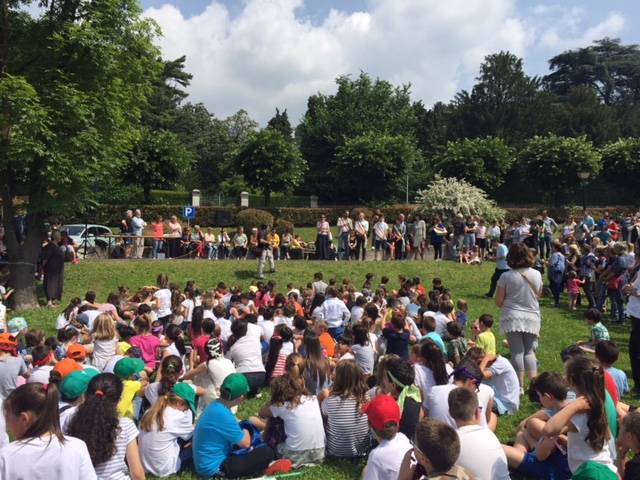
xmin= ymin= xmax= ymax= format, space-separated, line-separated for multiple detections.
xmin=140 ymin=392 xmax=183 ymax=433
xmin=421 ymin=340 xmax=449 ymax=386
xmin=165 ymin=324 xmax=186 ymax=356
xmin=159 ymin=355 xmax=183 ymax=395
xmin=4 ymin=383 xmax=63 ymax=442
xmin=566 ymin=357 xmax=609 ymax=451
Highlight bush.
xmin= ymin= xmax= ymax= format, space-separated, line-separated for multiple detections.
xmin=235 ymin=209 xmax=274 ymax=232
xmin=275 ymin=218 xmax=295 ymax=235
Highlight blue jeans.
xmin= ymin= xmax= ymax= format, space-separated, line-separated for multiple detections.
xmin=328 ymin=326 xmax=344 ymax=340
xmin=207 ymin=244 xmax=218 ymax=259
xmin=338 ymin=232 xmax=349 ymax=260
xmin=152 ymin=240 xmax=163 ymax=259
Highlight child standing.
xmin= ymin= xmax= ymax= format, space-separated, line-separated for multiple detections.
xmin=566 ymin=271 xmax=586 ymax=310
xmin=0 ymin=383 xmax=97 ymax=479
xmin=456 ymin=299 xmax=468 ymax=328
xmin=361 ymin=394 xmax=413 ymax=480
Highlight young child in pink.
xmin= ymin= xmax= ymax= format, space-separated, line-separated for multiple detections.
xmin=566 ymin=271 xmax=585 ymax=311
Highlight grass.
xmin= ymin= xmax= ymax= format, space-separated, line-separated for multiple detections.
xmin=16 ymin=258 xmax=639 ymax=479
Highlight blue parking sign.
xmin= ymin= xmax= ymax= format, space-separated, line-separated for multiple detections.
xmin=182 ymin=206 xmax=196 ymax=220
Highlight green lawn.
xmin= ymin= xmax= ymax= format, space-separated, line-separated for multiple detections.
xmin=17 ymin=259 xmax=639 ymax=479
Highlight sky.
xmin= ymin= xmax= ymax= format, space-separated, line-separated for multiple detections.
xmin=121 ymin=1 xmax=640 ymax=123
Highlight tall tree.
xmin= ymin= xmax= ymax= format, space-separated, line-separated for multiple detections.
xmin=298 ymin=73 xmax=418 ymax=201
xmin=545 ymin=38 xmax=640 ymax=105
xmin=0 ymin=0 xmax=160 ymax=309
xmin=267 ymin=107 xmax=293 ymax=138
xmin=601 ymin=138 xmax=640 ymax=195
xmin=449 ymin=52 xmax=553 ymax=143
xmin=231 ymin=128 xmax=306 ymax=206
xmin=143 ymin=55 xmax=192 ymax=130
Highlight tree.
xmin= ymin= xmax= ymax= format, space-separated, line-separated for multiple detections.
xmin=230 ymin=128 xmax=307 ymax=205
xmin=449 ymin=52 xmax=554 ymax=143
xmin=0 ymin=1 xmax=160 ymax=309
xmin=143 ymin=55 xmax=192 ymax=130
xmin=124 ymin=128 xmax=193 ymax=202
xmin=545 ymin=38 xmax=640 ymax=105
xmin=267 ymin=108 xmax=293 ymax=138
xmin=297 ymin=73 xmax=418 ymax=201
xmin=225 ymin=109 xmax=259 ymax=144
xmin=416 ymin=177 xmax=505 ymax=223
xmin=518 ymin=135 xmax=602 ymax=205
xmin=433 ymin=137 xmax=514 ymax=191
xmin=601 ymin=138 xmax=640 ymax=194
xmin=333 ymin=133 xmax=421 ymax=203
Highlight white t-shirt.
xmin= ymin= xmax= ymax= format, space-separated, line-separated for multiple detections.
xmin=568 ymin=413 xmax=616 ymax=474
xmin=626 ymin=275 xmax=640 ymax=319
xmin=274 ymin=316 xmax=294 ymax=328
xmin=486 ymin=356 xmax=520 ymax=414
xmin=425 ymin=384 xmax=494 ymax=429
xmin=181 ymin=298 xmax=195 ymax=323
xmin=154 ymin=289 xmax=172 ymax=318
xmin=81 ymin=310 xmax=101 ymax=331
xmin=139 ymin=406 xmax=194 ymax=477
xmin=246 ymin=322 xmax=262 ymax=340
xmin=270 ymin=395 xmax=325 ymax=451
xmin=373 ymin=221 xmax=389 ymax=241
xmin=216 ymin=317 xmax=232 ymax=342
xmin=350 ymin=306 xmax=364 ymax=325
xmin=94 ymin=417 xmax=138 ymax=480
xmin=456 ymin=424 xmax=510 ymax=480
xmin=59 ymin=402 xmax=78 ymax=434
xmin=362 ymin=432 xmax=412 ymax=480
xmin=0 ymin=435 xmax=97 ymax=480
xmin=414 ymin=364 xmax=453 ymax=408
xmin=259 ymin=319 xmax=275 ymax=343
xmin=194 ymin=358 xmax=236 ymax=414
xmin=91 ymin=337 xmax=118 ymax=371
xmin=228 ymin=335 xmax=265 ymax=373
xmin=0 ymin=399 xmax=7 ymax=449
xmin=145 ymin=382 xmax=197 ymax=407
xmin=102 ymin=355 xmax=125 ymax=374
xmin=28 ymin=365 xmax=54 ymax=385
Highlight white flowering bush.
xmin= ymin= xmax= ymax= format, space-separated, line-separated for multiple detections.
xmin=416 ymin=176 xmax=505 ymax=222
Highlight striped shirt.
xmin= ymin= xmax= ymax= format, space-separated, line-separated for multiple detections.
xmin=94 ymin=418 xmax=138 ymax=480
xmin=321 ymin=395 xmax=371 ymax=457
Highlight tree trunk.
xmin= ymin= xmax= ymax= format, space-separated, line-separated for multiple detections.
xmin=9 ymin=261 xmax=39 ymax=310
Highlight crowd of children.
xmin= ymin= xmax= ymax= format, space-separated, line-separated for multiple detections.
xmin=0 ymin=270 xmax=639 ymax=480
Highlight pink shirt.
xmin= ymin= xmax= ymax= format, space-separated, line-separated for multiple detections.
xmin=192 ymin=334 xmax=209 ymax=364
xmin=567 ymin=278 xmax=585 ymax=295
xmin=153 ymin=223 xmax=164 ymax=240
xmin=130 ymin=334 xmax=161 ymax=369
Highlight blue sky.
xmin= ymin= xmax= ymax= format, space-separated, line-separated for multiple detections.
xmin=140 ymin=0 xmax=640 ymax=123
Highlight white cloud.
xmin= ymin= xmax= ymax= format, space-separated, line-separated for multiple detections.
xmin=144 ymin=0 xmax=629 ymax=124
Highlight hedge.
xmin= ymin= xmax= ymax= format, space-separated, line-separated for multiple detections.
xmin=68 ymin=204 xmax=638 ymax=229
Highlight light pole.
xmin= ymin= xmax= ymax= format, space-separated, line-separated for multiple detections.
xmin=577 ymin=170 xmax=591 ymax=210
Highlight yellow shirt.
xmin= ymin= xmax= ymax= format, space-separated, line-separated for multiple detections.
xmin=271 ymin=233 xmax=280 ymax=248
xmin=117 ymin=379 xmax=141 ymax=419
xmin=476 ymin=331 xmax=496 ymax=355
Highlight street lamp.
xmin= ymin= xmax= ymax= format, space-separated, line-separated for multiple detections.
xmin=577 ymin=170 xmax=591 ymax=210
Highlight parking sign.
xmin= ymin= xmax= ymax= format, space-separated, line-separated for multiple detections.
xmin=182 ymin=206 xmax=196 ymax=220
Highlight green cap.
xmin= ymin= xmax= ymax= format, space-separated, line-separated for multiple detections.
xmin=171 ymin=382 xmax=197 ymax=413
xmin=59 ymin=369 xmax=99 ymax=400
xmin=571 ymin=461 xmax=618 ymax=480
xmin=113 ymin=358 xmax=145 ymax=379
xmin=220 ymin=373 xmax=249 ymax=401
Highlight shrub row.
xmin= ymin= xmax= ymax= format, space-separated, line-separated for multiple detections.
xmin=69 ymin=204 xmax=637 ymax=229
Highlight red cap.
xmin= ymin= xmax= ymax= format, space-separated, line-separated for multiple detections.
xmin=67 ymin=343 xmax=87 ymax=361
xmin=362 ymin=394 xmax=401 ymax=431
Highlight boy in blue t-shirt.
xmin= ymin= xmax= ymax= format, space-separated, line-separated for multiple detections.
xmin=193 ymin=373 xmax=275 ymax=478
xmin=596 ymin=340 xmax=630 ymax=396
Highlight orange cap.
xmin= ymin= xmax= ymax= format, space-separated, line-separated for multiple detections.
xmin=66 ymin=343 xmax=87 ymax=361
xmin=53 ymin=358 xmax=83 ymax=378
xmin=0 ymin=333 xmax=17 ymax=353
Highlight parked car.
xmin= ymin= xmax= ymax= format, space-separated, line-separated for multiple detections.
xmin=61 ymin=224 xmax=112 ymax=253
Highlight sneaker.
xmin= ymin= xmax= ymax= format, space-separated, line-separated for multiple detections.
xmin=484 ymin=293 xmax=492 ymax=298
xmin=264 ymin=459 xmax=293 ymax=476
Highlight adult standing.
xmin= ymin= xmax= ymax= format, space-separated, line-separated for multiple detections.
xmin=373 ymin=215 xmax=389 ymax=261
xmin=167 ymin=216 xmax=182 ymax=259
xmin=453 ymin=214 xmax=466 ymax=258
xmin=354 ymin=212 xmax=369 ymax=261
xmin=623 ymin=259 xmax=640 ymax=392
xmin=485 ymin=239 xmax=509 ymax=298
xmin=151 ymin=216 xmax=164 ymax=259
xmin=540 ymin=210 xmax=558 ymax=259
xmin=393 ymin=214 xmax=407 ymax=261
xmin=430 ymin=217 xmax=447 ymax=261
xmin=475 ymin=219 xmax=487 ymax=261
xmin=495 ymin=243 xmax=542 ymax=387
xmin=412 ymin=214 xmax=427 ymax=260
xmin=464 ymin=216 xmax=476 ymax=249
xmin=336 ymin=211 xmax=352 ymax=261
xmin=548 ymin=242 xmax=566 ymax=308
xmin=42 ymin=231 xmax=65 ymax=307
xmin=120 ymin=210 xmax=133 ymax=258
xmin=257 ymin=224 xmax=275 ymax=279
xmin=131 ymin=209 xmax=147 ymax=259
xmin=315 ymin=215 xmax=331 ymax=260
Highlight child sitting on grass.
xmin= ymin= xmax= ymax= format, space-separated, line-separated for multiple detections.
xmin=502 ymin=372 xmax=572 ymax=480
xmin=578 ymin=308 xmax=610 ymax=353
xmin=595 ymin=340 xmax=630 ymax=396
xmin=420 ymin=315 xmax=445 ymax=353
xmin=455 ymin=299 xmax=468 ymax=328
xmin=362 ymin=393 xmax=413 ymax=480
xmin=445 ymin=322 xmax=468 ymax=367
xmin=466 ymin=347 xmax=520 ymax=415
xmin=472 ymin=314 xmax=496 ymax=355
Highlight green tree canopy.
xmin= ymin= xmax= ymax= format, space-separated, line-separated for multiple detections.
xmin=601 ymin=138 xmax=640 ymax=193
xmin=333 ymin=133 xmax=421 ymax=203
xmin=433 ymin=137 xmax=514 ymax=191
xmin=267 ymin=107 xmax=293 ymax=138
xmin=231 ymin=128 xmax=307 ymax=205
xmin=0 ymin=0 xmax=161 ymax=308
xmin=297 ymin=72 xmax=418 ymax=201
xmin=518 ymin=135 xmax=602 ymax=205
